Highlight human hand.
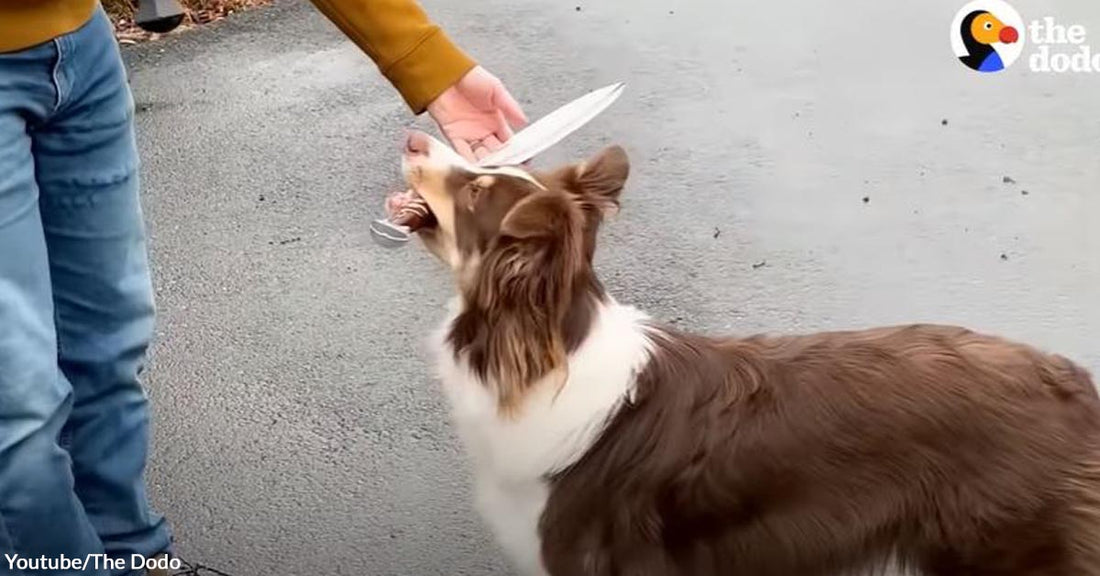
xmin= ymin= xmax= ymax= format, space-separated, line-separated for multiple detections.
xmin=426 ymin=66 xmax=527 ymax=162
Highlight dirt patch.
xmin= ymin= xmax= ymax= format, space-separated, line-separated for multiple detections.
xmin=104 ymin=0 xmax=271 ymax=44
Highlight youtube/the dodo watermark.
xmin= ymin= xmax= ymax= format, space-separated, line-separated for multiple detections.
xmin=5 ymin=553 xmax=181 ymax=573
xmin=1028 ymin=17 xmax=1100 ymax=73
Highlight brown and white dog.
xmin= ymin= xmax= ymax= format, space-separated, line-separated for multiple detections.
xmin=388 ymin=130 xmax=1100 ymax=576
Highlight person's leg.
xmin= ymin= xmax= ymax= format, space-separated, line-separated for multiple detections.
xmin=0 ymin=41 xmax=107 ymax=575
xmin=34 ymin=7 xmax=171 ymax=571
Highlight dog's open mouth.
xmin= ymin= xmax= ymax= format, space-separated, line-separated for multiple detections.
xmin=385 ymin=189 xmax=437 ymax=231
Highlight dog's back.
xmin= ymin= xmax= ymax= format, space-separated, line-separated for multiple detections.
xmin=393 ymin=136 xmax=1100 ymax=575
xmin=541 ymin=324 xmax=1100 ymax=576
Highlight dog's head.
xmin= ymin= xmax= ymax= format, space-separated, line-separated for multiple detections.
xmin=393 ymin=130 xmax=628 ymax=289
xmin=390 ymin=130 xmax=629 ymax=408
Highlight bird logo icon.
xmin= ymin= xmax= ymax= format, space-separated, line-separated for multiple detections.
xmin=951 ymin=1 xmax=1026 ymax=73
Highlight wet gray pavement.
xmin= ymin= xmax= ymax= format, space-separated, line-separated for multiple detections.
xmin=127 ymin=0 xmax=1099 ymax=574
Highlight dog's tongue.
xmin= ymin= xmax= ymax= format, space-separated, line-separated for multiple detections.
xmin=385 ymin=189 xmax=434 ymax=230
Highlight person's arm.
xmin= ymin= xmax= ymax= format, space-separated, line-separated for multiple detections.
xmin=309 ymin=0 xmax=475 ymax=114
xmin=309 ymin=0 xmax=526 ymax=160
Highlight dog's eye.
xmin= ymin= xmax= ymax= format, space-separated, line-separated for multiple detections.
xmin=465 ymin=176 xmax=495 ymax=210
xmin=465 ymin=182 xmax=483 ymax=209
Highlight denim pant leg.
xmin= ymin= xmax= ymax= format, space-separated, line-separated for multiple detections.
xmin=0 ymin=8 xmax=170 ymax=574
xmin=0 ymin=39 xmax=106 ymax=576
xmin=37 ymin=8 xmax=172 ymax=570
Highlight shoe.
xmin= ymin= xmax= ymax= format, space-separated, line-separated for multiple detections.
xmin=149 ymin=556 xmax=231 ymax=576
xmin=145 ymin=553 xmax=171 ymax=576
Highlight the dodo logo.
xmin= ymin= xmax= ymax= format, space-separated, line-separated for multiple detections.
xmin=951 ymin=0 xmax=1025 ymax=72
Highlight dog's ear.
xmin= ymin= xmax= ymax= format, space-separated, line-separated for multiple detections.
xmin=486 ymin=192 xmax=584 ymax=307
xmin=471 ymin=192 xmax=583 ymax=409
xmin=500 ymin=192 xmax=579 ymax=242
xmin=573 ymin=145 xmax=629 ymax=216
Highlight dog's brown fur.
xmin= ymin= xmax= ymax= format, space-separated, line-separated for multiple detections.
xmin=400 ymin=135 xmax=1100 ymax=575
xmin=444 ymin=150 xmax=627 ymax=411
xmin=541 ymin=326 xmax=1100 ymax=575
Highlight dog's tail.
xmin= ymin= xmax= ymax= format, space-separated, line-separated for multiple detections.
xmin=1041 ymin=353 xmax=1098 ymax=399
xmin=1062 ymin=450 xmax=1100 ymax=574
xmin=1061 ymin=357 xmax=1100 ymax=573
xmin=1044 ymin=356 xmax=1100 ymax=573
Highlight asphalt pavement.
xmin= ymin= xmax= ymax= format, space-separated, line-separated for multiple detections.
xmin=126 ymin=0 xmax=1099 ymax=574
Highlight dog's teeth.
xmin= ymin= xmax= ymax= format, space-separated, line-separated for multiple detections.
xmin=376 ymin=192 xmax=432 ymax=248
xmin=400 ymin=204 xmax=429 ymax=218
xmin=392 ymin=199 xmax=433 ymax=231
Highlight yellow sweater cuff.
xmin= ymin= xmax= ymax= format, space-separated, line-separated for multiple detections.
xmin=382 ymin=28 xmax=476 ymax=114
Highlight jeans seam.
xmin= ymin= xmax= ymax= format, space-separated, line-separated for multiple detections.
xmin=50 ymin=37 xmax=65 ymax=114
xmin=47 ymin=34 xmax=71 ymax=453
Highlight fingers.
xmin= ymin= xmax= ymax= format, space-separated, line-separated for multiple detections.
xmin=474 ymin=135 xmax=503 ymax=161
xmin=493 ymin=83 xmax=528 ymax=129
xmin=492 ymin=111 xmax=514 ymax=143
xmin=453 ymin=135 xmax=502 ymax=163
xmin=453 ymin=138 xmax=477 ymax=163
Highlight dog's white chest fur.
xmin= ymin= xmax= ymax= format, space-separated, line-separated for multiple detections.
xmin=429 ymin=298 xmax=653 ymax=575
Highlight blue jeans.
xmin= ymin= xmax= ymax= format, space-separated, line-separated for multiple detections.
xmin=0 ymin=7 xmax=171 ymax=575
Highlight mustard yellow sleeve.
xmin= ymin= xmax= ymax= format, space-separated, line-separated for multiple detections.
xmin=309 ymin=0 xmax=477 ymax=113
